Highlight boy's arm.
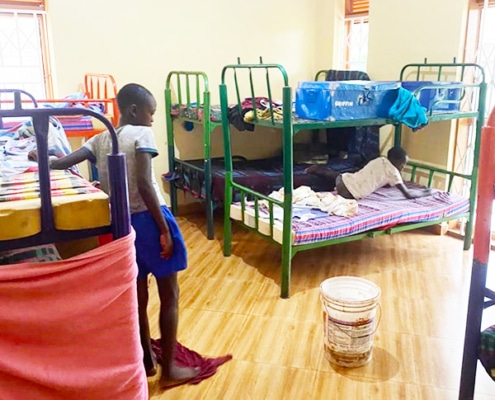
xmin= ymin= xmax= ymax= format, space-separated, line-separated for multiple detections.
xmin=396 ymin=183 xmax=432 ymax=199
xmin=135 ymin=151 xmax=173 ymax=259
xmin=29 ymin=147 xmax=92 ymax=169
xmin=50 ymin=148 xmax=93 ymax=170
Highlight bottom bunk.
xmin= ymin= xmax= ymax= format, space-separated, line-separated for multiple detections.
xmin=220 ymin=60 xmax=483 ymax=298
xmin=0 ymin=169 xmax=109 ymax=244
xmin=229 ymin=183 xmax=469 ymax=246
xmin=164 ymin=155 xmax=358 ymax=204
xmin=0 ymin=97 xmax=145 ymax=398
xmin=223 ymin=153 xmax=474 ymax=299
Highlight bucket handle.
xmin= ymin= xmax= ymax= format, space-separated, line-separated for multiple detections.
xmin=321 ymin=297 xmax=382 ymax=339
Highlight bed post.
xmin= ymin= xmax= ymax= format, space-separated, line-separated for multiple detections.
xmin=280 ymin=86 xmax=294 ymax=299
xmin=458 ymin=105 xmax=495 ymax=400
xmin=33 ymin=114 xmax=55 ymax=233
xmin=203 ymin=90 xmax=214 ymax=240
xmin=108 ymin=154 xmax=131 ymax=239
xmin=164 ymin=77 xmax=178 ymax=217
xmin=219 ymin=80 xmax=233 ymax=256
xmin=463 ymin=79 xmax=487 ymax=250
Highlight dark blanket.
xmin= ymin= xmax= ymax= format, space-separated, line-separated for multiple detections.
xmin=164 ymin=156 xmax=358 ymax=204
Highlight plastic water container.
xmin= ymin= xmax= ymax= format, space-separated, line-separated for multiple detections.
xmin=295 ymin=80 xmax=400 ymax=121
xmin=320 ymin=276 xmax=381 ymax=368
xmin=401 ymin=81 xmax=462 ymax=112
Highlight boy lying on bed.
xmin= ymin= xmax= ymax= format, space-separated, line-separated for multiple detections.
xmin=306 ymin=146 xmax=432 ymax=200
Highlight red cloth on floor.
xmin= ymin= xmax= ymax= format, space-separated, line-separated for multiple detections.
xmin=151 ymin=339 xmax=232 ymax=384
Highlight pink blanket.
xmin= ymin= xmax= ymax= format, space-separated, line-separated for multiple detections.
xmin=0 ymin=232 xmax=148 ymax=400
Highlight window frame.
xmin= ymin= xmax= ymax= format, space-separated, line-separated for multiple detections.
xmin=343 ymin=0 xmax=369 ymax=71
xmin=0 ymin=0 xmax=52 ymax=97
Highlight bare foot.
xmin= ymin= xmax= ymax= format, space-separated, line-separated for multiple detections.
xmin=159 ymin=365 xmax=200 ymax=388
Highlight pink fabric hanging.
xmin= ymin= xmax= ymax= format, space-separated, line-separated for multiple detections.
xmin=0 ymin=231 xmax=148 ymax=400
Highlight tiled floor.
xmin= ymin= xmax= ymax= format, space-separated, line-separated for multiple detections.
xmin=147 ymin=214 xmax=495 ymax=399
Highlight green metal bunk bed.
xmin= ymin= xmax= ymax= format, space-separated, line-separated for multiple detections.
xmin=164 ymin=69 xmax=368 ymax=241
xmin=219 ymin=60 xmax=486 ymax=298
xmin=165 ymin=71 xmax=222 ymax=240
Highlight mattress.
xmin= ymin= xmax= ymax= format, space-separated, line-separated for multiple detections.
xmin=166 ymin=157 xmax=358 ymax=203
xmin=170 ymin=104 xmax=222 ymax=122
xmin=1 ymin=115 xmax=109 ymax=140
xmin=230 ymin=184 xmax=470 ymax=245
xmin=0 ymin=170 xmax=110 ymax=241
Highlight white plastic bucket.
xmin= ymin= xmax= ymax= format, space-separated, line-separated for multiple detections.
xmin=320 ymin=276 xmax=381 ymax=368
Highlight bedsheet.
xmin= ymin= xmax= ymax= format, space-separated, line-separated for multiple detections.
xmin=0 ymin=231 xmax=148 ymax=400
xmin=479 ymin=324 xmax=495 ymax=380
xmin=0 ymin=170 xmax=109 ymax=241
xmin=170 ymin=104 xmax=222 ymax=122
xmin=1 ymin=114 xmax=107 ymax=136
xmin=1 ymin=116 xmax=76 ymax=177
xmin=230 ymin=183 xmax=470 ymax=245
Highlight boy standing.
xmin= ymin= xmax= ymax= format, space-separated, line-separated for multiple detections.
xmin=41 ymin=83 xmax=198 ymax=387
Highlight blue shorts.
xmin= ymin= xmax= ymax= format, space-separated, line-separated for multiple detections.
xmin=131 ymin=205 xmax=187 ymax=279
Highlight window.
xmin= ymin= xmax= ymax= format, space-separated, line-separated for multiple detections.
xmin=0 ymin=1 xmax=51 ymax=98
xmin=343 ymin=0 xmax=369 ymax=71
xmin=474 ymin=1 xmax=495 ymax=234
xmin=476 ymin=1 xmax=495 ymax=118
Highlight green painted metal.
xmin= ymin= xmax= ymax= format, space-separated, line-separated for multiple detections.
xmin=386 ymin=214 xmax=470 ymax=234
xmin=253 ymin=116 xmax=395 ymax=131
xmin=398 ymin=62 xmax=486 ymax=250
xmin=280 ymin=86 xmax=294 ymax=298
xmin=164 ymin=71 xmax=222 ymax=240
xmin=314 ymin=70 xmax=328 ymax=81
xmin=219 ymin=82 xmax=233 ymax=256
xmin=219 ymin=60 xmax=486 ymax=298
xmin=164 ymin=83 xmax=176 ymax=216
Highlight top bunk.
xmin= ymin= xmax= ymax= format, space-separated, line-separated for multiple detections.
xmin=0 ymin=89 xmax=130 ymax=252
xmin=219 ymin=59 xmax=486 ymax=132
xmin=0 ymin=73 xmax=119 ymax=139
xmin=165 ymin=71 xmax=222 ymax=128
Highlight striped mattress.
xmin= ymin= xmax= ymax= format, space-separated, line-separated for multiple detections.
xmin=230 ymin=184 xmax=470 ymax=245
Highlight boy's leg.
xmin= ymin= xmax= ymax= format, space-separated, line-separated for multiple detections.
xmin=335 ymin=175 xmax=355 ymax=199
xmin=137 ymin=276 xmax=157 ymax=377
xmin=305 ymin=164 xmax=340 ymax=181
xmin=156 ymin=272 xmax=198 ymax=387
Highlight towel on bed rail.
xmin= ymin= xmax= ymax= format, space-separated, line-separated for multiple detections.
xmin=388 ymin=87 xmax=428 ymax=131
xmin=0 ymin=231 xmax=148 ymax=400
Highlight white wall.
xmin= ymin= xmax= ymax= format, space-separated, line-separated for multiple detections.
xmin=367 ymin=0 xmax=470 ymax=167
xmin=46 ymin=0 xmax=323 ymax=200
xmin=45 ymin=0 xmax=470 ymax=195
